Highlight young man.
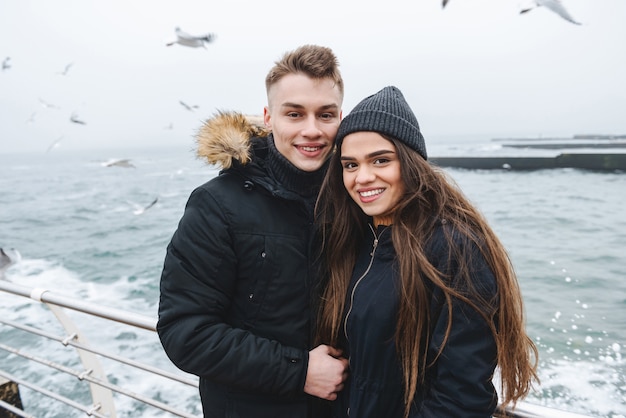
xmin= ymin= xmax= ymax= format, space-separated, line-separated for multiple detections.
xmin=157 ymin=45 xmax=348 ymax=417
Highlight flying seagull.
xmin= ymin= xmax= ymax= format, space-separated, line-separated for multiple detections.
xmin=130 ymin=197 xmax=159 ymax=215
xmin=166 ymin=27 xmax=216 ymax=48
xmin=179 ymin=100 xmax=199 ymax=111
xmin=0 ymin=248 xmax=13 ymax=272
xmin=2 ymin=57 xmax=10 ymax=71
xmin=39 ymin=97 xmax=61 ymax=109
xmin=520 ymin=0 xmax=581 ymax=25
xmin=46 ymin=136 xmax=64 ymax=153
xmin=57 ymin=62 xmax=74 ymax=76
xmin=102 ymin=158 xmax=135 ymax=168
xmin=1 ymin=248 xmax=21 ymax=279
xmin=442 ymin=0 xmax=580 ymax=25
xmin=70 ymin=112 xmax=86 ymax=125
xmin=25 ymin=112 xmax=37 ymax=124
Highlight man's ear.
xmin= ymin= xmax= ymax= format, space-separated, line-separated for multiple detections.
xmin=263 ymin=106 xmax=272 ymax=130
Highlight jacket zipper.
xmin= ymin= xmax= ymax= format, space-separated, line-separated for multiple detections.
xmin=343 ymin=224 xmax=382 ymax=342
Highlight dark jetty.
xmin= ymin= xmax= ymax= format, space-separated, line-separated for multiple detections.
xmin=432 ymin=135 xmax=626 ymax=171
xmin=431 ymin=153 xmax=626 ymax=171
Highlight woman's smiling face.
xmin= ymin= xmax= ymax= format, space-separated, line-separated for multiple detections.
xmin=340 ymin=132 xmax=405 ymax=226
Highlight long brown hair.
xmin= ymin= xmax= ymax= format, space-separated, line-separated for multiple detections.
xmin=315 ymin=137 xmax=538 ymax=417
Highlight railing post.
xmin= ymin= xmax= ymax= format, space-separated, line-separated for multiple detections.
xmin=0 ymin=376 xmax=24 ymax=418
xmin=46 ymin=304 xmax=117 ymax=418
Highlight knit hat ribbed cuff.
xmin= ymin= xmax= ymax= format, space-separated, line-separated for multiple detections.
xmin=335 ymin=86 xmax=427 ymax=160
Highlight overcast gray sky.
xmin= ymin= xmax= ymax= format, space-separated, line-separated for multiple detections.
xmin=1 ymin=0 xmax=625 ymax=154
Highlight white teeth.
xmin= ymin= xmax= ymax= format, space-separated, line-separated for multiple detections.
xmin=301 ymin=146 xmax=320 ymax=152
xmin=360 ymin=189 xmax=383 ymax=197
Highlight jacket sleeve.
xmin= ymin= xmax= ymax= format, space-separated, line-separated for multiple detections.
xmin=414 ymin=238 xmax=498 ymax=417
xmin=157 ymin=186 xmax=308 ymax=397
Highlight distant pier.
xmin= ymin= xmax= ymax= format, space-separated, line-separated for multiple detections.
xmin=431 ymin=134 xmax=626 ymax=171
xmin=431 ymin=153 xmax=626 ymax=171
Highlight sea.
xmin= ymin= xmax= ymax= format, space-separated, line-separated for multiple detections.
xmin=1 ymin=137 xmax=625 ymax=418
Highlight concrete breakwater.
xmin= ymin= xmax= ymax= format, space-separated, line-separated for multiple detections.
xmin=431 ymin=153 xmax=626 ymax=171
xmin=433 ymin=135 xmax=626 ymax=171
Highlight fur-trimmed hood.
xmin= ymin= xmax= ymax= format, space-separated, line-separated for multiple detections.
xmin=195 ymin=111 xmax=269 ymax=169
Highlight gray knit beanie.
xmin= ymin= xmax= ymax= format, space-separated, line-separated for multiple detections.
xmin=335 ymin=86 xmax=427 ymax=160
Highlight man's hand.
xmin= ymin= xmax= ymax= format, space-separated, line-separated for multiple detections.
xmin=304 ymin=344 xmax=349 ymax=400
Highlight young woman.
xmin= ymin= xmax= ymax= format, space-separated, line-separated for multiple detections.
xmin=315 ymin=86 xmax=538 ymax=417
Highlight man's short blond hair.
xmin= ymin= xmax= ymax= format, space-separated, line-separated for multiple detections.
xmin=265 ymin=45 xmax=344 ymax=100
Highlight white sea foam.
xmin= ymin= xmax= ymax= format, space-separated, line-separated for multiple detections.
xmin=529 ymin=358 xmax=625 ymax=417
xmin=1 ymin=256 xmax=198 ymax=417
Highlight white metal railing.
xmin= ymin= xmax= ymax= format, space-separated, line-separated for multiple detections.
xmin=0 ymin=280 xmax=592 ymax=418
xmin=0 ymin=280 xmax=200 ymax=417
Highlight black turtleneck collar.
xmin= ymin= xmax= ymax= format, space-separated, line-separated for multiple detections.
xmin=266 ymin=134 xmax=330 ymax=199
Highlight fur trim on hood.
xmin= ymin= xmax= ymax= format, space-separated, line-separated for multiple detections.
xmin=196 ymin=111 xmax=270 ymax=169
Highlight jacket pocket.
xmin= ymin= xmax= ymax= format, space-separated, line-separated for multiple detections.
xmin=231 ymin=234 xmax=276 ymax=323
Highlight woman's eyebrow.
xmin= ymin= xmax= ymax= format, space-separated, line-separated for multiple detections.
xmin=340 ymin=149 xmax=395 ymax=160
